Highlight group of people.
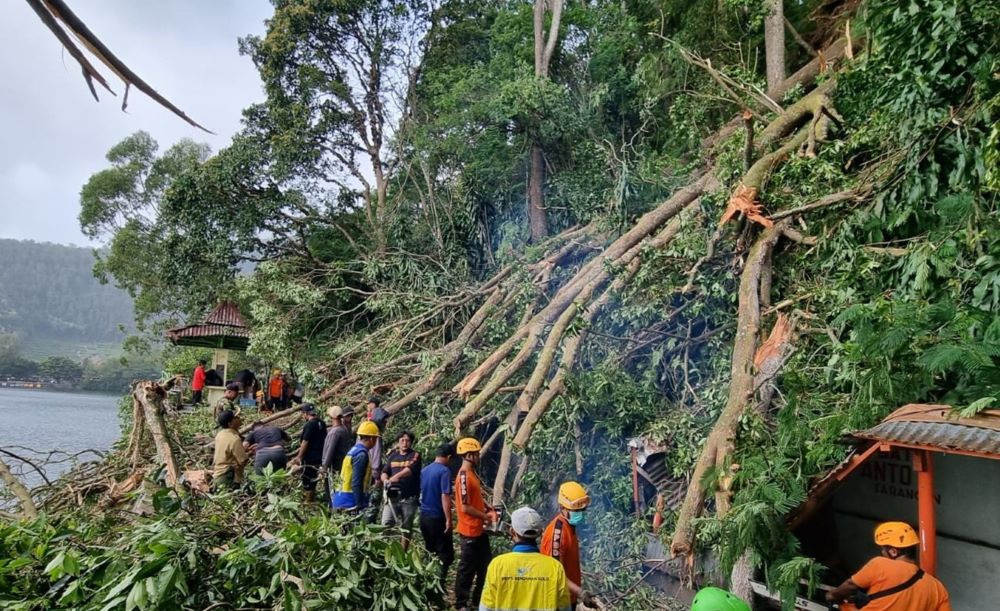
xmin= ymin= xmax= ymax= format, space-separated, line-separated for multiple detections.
xmin=210 ymin=395 xmax=598 ymax=611
xmin=191 ymin=360 xmax=304 ymax=415
xmin=210 ymin=386 xmax=953 ymax=611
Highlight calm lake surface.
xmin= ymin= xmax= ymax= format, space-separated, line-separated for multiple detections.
xmin=0 ymin=387 xmax=122 ymax=487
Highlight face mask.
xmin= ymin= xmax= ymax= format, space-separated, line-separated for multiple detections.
xmin=568 ymin=510 xmax=585 ymax=526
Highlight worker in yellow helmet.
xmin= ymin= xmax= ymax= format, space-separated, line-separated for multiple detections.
xmin=541 ymin=481 xmax=596 ymax=609
xmin=826 ymin=521 xmax=951 ymax=610
xmin=453 ymin=437 xmax=498 ymax=611
xmin=331 ymin=420 xmax=380 ymax=513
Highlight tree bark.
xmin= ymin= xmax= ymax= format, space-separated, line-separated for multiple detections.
xmin=528 ymin=144 xmax=548 ymax=241
xmin=765 ymin=0 xmax=786 ymax=97
xmin=133 ymin=381 xmax=183 ymax=492
xmin=670 ymin=221 xmax=787 ymax=558
xmin=527 ymin=0 xmax=564 ymax=242
xmin=0 ymin=455 xmax=37 ymax=519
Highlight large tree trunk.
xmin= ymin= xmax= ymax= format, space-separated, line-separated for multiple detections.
xmin=764 ymin=0 xmax=786 ymax=96
xmin=133 ymin=381 xmax=183 ymax=492
xmin=527 ymin=0 xmax=564 ymax=242
xmin=528 ymin=144 xmax=548 ymax=241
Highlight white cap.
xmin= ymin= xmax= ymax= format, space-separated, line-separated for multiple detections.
xmin=510 ymin=506 xmax=544 ymax=537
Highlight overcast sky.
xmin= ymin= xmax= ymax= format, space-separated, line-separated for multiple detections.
xmin=0 ymin=1 xmax=273 ymax=247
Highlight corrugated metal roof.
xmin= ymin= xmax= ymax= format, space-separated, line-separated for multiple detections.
xmin=165 ymin=301 xmax=250 ymax=348
xmin=166 ymin=324 xmax=250 ymax=340
xmin=203 ymin=301 xmax=248 ymax=328
xmin=856 ymin=419 xmax=1000 ymax=456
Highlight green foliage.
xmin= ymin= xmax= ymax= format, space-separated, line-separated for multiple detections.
xmin=0 ymin=239 xmax=134 ymax=344
xmin=0 ymin=474 xmax=444 ymax=610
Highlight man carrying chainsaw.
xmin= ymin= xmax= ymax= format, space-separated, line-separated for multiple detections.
xmin=825 ymin=521 xmax=951 ymax=610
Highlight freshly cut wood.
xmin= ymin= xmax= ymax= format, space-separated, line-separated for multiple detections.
xmin=133 ymin=381 xmax=183 ymax=492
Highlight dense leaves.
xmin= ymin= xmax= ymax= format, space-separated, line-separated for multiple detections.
xmin=0 ymin=473 xmax=443 ymax=610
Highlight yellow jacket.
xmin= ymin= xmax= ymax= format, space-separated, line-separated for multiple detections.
xmin=479 ymin=545 xmax=572 ymax=611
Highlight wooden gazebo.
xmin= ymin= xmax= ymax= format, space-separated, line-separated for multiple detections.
xmin=165 ymin=301 xmax=250 ymax=405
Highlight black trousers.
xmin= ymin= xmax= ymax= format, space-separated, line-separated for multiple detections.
xmin=191 ymin=390 xmax=202 ymax=405
xmin=419 ymin=514 xmax=455 ymax=580
xmin=301 ymin=464 xmax=320 ymax=491
xmin=454 ymin=534 xmax=491 ymax=609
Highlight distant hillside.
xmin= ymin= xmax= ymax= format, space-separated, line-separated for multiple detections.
xmin=0 ymin=239 xmax=134 ymax=346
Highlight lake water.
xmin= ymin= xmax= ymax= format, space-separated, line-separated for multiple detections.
xmin=0 ymin=387 xmax=122 ymax=487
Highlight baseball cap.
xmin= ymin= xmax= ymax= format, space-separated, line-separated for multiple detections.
xmin=300 ymin=403 xmax=316 ymax=414
xmin=327 ymin=405 xmax=343 ymax=420
xmin=510 ymin=506 xmax=544 ymax=538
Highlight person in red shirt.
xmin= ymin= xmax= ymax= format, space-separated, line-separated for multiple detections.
xmin=541 ymin=481 xmax=597 ymax=610
xmin=453 ymin=437 xmax=497 ymax=611
xmin=190 ymin=359 xmax=206 ymax=406
xmin=826 ymin=521 xmax=951 ymax=611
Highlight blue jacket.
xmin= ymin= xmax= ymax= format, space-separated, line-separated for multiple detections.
xmin=332 ymin=442 xmax=371 ymax=510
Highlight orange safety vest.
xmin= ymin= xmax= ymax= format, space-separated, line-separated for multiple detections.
xmin=541 ymin=514 xmax=581 ymax=603
xmin=455 ymin=467 xmax=486 ymax=537
xmin=268 ymin=376 xmax=284 ymax=398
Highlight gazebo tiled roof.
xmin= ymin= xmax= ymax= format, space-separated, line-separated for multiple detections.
xmin=165 ymin=301 xmax=250 ymax=350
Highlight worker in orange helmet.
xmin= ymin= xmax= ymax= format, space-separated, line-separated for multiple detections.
xmin=541 ymin=481 xmax=598 ymax=610
xmin=825 ymin=521 xmax=951 ymax=610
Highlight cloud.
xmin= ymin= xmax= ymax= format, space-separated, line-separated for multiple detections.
xmin=0 ymin=0 xmax=273 ymax=246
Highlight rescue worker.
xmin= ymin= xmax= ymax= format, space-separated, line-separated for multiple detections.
xmin=454 ymin=437 xmax=498 ymax=611
xmin=825 ymin=521 xmax=951 ymax=610
xmin=479 ymin=506 xmax=572 ymax=611
xmin=212 ymin=409 xmax=248 ymax=489
xmin=267 ymin=368 xmax=286 ymax=412
xmin=690 ymin=587 xmax=750 ymax=611
xmin=541 ymin=481 xmax=597 ymax=609
xmin=332 ymin=420 xmax=381 ymax=514
xmin=214 ymin=382 xmax=240 ymax=418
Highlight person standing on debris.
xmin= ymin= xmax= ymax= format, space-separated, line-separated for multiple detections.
xmin=244 ymin=420 xmax=290 ymax=474
xmin=191 ymin=359 xmax=206 ymax=406
xmin=420 ymin=441 xmax=455 ymax=581
xmin=366 ymin=396 xmax=390 ymax=479
xmin=332 ymin=420 xmax=381 ymax=513
xmin=825 ymin=522 xmax=951 ymax=610
xmin=212 ymin=409 xmax=249 ymax=489
xmin=289 ymin=404 xmax=326 ymax=502
xmin=380 ymin=430 xmax=422 ymax=549
xmin=321 ymin=405 xmax=355 ymax=500
xmin=541 ymin=481 xmax=597 ymax=610
xmin=214 ymin=382 xmax=241 ymax=418
xmin=454 ymin=437 xmax=497 ymax=611
xmin=234 ymin=368 xmax=257 ymax=400
xmin=479 ymin=506 xmax=572 ymax=611
xmin=267 ymin=369 xmax=286 ymax=412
